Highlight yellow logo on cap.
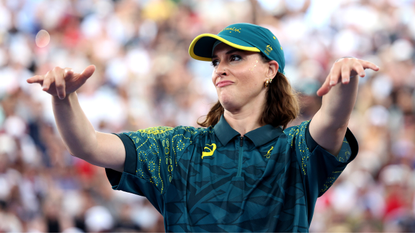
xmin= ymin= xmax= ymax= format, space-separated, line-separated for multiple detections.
xmin=223 ymin=27 xmax=241 ymax=33
xmin=264 ymin=45 xmax=273 ymax=55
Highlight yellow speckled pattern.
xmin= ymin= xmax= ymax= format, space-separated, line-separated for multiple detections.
xmin=287 ymin=121 xmax=311 ymax=176
xmin=286 ymin=120 xmax=353 ymax=196
xmin=127 ymin=126 xmax=208 ymax=194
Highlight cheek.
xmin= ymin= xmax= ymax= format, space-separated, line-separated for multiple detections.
xmin=247 ymin=60 xmax=268 ymax=84
xmin=235 ymin=71 xmax=258 ymax=90
xmin=240 ymin=63 xmax=267 ymax=87
xmin=211 ymin=70 xmax=216 ymax=85
xmin=248 ymin=60 xmax=259 ymax=72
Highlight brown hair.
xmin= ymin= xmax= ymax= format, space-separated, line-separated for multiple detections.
xmin=197 ymin=53 xmax=300 ymax=129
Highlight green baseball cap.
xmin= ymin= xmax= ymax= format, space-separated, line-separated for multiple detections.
xmin=189 ymin=23 xmax=285 ymax=74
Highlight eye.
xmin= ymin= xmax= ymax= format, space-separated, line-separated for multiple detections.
xmin=211 ymin=59 xmax=219 ymax=67
xmin=230 ymin=54 xmax=242 ymax=62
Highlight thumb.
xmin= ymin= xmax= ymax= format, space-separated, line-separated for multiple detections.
xmin=78 ymin=65 xmax=96 ymax=81
xmin=316 ymin=78 xmax=331 ymax=96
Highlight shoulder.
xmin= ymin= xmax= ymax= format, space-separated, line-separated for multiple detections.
xmin=283 ymin=120 xmax=310 ymax=140
xmin=122 ymin=125 xmax=213 ymax=141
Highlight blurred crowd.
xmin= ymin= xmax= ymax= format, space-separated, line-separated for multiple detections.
xmin=1 ymin=0 xmax=415 ymax=232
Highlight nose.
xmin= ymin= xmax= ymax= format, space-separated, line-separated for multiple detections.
xmin=215 ymin=62 xmax=228 ymax=76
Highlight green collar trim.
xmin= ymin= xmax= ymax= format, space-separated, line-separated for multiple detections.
xmin=214 ymin=115 xmax=284 ymax=147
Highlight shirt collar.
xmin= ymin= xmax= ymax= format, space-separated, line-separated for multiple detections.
xmin=213 ymin=115 xmax=240 ymax=146
xmin=213 ymin=115 xmax=284 ymax=147
xmin=245 ymin=124 xmax=284 ymax=147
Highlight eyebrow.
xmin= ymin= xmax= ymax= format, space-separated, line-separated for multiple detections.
xmin=212 ymin=49 xmax=242 ymax=58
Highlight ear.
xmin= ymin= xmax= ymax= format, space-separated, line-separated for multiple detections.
xmin=267 ymin=60 xmax=279 ymax=79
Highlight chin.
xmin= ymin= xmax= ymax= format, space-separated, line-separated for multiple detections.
xmin=218 ymin=92 xmax=240 ymax=111
xmin=218 ymin=94 xmax=231 ymax=106
xmin=219 ymin=99 xmax=240 ymax=112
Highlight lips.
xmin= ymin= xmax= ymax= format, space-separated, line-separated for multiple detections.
xmin=216 ymin=81 xmax=234 ymax=87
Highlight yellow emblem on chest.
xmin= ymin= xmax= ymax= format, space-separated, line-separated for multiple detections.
xmin=264 ymin=146 xmax=274 ymax=159
xmin=201 ymin=143 xmax=216 ymax=159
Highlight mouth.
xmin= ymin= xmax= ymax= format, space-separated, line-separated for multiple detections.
xmin=216 ymin=81 xmax=234 ymax=87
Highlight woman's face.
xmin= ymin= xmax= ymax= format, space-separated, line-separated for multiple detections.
xmin=211 ymin=43 xmax=276 ymax=113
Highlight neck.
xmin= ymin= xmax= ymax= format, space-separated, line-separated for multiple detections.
xmin=223 ymin=107 xmax=264 ymax=137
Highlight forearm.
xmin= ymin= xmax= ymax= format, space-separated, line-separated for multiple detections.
xmin=311 ymin=57 xmax=378 ymax=155
xmin=320 ymin=76 xmax=358 ymax=129
xmin=310 ymin=77 xmax=359 ymax=155
xmin=28 ymin=65 xmax=124 ymax=171
xmin=52 ymin=92 xmax=98 ymax=161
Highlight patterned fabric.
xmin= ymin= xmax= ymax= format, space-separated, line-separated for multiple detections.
xmin=106 ymin=116 xmax=358 ymax=232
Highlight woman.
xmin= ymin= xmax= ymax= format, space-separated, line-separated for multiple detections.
xmin=27 ymin=23 xmax=379 ymax=232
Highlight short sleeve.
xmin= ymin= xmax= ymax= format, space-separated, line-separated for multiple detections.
xmin=285 ymin=121 xmax=358 ymax=198
xmin=105 ymin=126 xmax=200 ymax=212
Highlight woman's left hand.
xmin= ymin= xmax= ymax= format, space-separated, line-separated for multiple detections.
xmin=316 ymin=57 xmax=379 ymax=96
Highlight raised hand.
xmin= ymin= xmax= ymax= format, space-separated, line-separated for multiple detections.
xmin=27 ymin=65 xmax=96 ymax=99
xmin=316 ymin=58 xmax=379 ymax=96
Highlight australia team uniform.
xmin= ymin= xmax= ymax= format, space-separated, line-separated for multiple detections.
xmin=106 ymin=115 xmax=358 ymax=232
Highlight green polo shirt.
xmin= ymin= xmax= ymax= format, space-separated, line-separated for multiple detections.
xmin=106 ymin=115 xmax=357 ymax=232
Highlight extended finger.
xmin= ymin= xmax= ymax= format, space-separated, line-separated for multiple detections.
xmin=353 ymin=63 xmax=366 ymax=78
xmin=42 ymin=71 xmax=53 ymax=91
xmin=361 ymin=60 xmax=380 ymax=71
xmin=78 ymin=65 xmax=96 ymax=81
xmin=27 ymin=75 xmax=44 ymax=84
xmin=329 ymin=65 xmax=341 ymax=86
xmin=317 ymin=75 xmax=331 ymax=96
xmin=341 ymin=66 xmax=351 ymax=84
xmin=53 ymin=68 xmax=66 ymax=99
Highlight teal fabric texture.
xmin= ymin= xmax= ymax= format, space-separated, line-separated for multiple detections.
xmin=106 ymin=116 xmax=358 ymax=232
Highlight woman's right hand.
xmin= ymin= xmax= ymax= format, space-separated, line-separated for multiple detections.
xmin=27 ymin=65 xmax=96 ymax=99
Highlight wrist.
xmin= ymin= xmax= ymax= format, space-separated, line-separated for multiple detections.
xmin=52 ymin=92 xmax=77 ymax=104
